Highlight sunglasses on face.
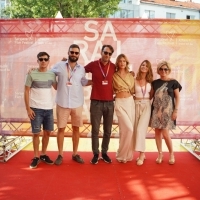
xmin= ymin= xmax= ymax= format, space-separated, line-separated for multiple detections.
xmin=159 ymin=68 xmax=169 ymax=72
xmin=38 ymin=58 xmax=49 ymax=62
xmin=69 ymin=51 xmax=79 ymax=55
xmin=103 ymin=51 xmax=112 ymax=56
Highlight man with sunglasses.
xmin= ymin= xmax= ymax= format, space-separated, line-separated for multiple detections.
xmin=85 ymin=45 xmax=115 ymax=164
xmin=52 ymin=44 xmax=88 ymax=165
xmin=24 ymin=52 xmax=57 ymax=169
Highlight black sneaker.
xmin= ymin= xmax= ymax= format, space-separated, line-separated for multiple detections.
xmin=54 ymin=155 xmax=63 ymax=165
xmin=72 ymin=154 xmax=84 ymax=164
xmin=40 ymin=155 xmax=54 ymax=165
xmin=30 ymin=157 xmax=40 ymax=169
xmin=90 ymin=154 xmax=99 ymax=164
xmin=102 ymin=153 xmax=112 ymax=163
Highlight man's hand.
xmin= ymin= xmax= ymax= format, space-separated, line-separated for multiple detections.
xmin=27 ymin=108 xmax=35 ymax=120
xmin=62 ymin=57 xmax=67 ymax=61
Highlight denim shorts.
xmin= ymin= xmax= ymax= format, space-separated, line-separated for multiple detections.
xmin=30 ymin=107 xmax=54 ymax=134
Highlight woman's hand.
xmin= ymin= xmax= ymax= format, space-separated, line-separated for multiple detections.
xmin=171 ymin=111 xmax=177 ymax=120
xmin=130 ymin=71 xmax=135 ymax=77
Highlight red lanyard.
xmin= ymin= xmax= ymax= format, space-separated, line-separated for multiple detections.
xmin=66 ymin=63 xmax=77 ymax=82
xmin=98 ymin=61 xmax=110 ymax=79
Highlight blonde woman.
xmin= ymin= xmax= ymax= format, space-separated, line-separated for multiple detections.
xmin=112 ymin=54 xmax=135 ymax=163
xmin=133 ymin=60 xmax=153 ymax=166
xmin=150 ymin=61 xmax=182 ymax=165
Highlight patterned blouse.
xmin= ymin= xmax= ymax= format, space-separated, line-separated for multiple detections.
xmin=150 ymin=79 xmax=182 ymax=129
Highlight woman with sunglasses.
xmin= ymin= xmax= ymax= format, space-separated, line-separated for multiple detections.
xmin=133 ymin=60 xmax=153 ymax=166
xmin=150 ymin=61 xmax=182 ymax=165
xmin=112 ymin=54 xmax=135 ymax=163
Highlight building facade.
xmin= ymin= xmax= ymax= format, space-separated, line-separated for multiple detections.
xmin=110 ymin=0 xmax=200 ymax=19
xmin=0 ymin=0 xmax=10 ymax=18
xmin=1 ymin=0 xmax=200 ymax=19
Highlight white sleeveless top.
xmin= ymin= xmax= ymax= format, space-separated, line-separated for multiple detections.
xmin=135 ymin=81 xmax=151 ymax=98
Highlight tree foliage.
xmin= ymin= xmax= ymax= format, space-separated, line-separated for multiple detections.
xmin=4 ymin=0 xmax=121 ymax=18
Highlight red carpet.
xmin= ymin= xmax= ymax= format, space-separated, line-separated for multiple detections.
xmin=0 ymin=151 xmax=199 ymax=200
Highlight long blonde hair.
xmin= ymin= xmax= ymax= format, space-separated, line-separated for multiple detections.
xmin=115 ymin=54 xmax=130 ymax=72
xmin=136 ymin=60 xmax=153 ymax=83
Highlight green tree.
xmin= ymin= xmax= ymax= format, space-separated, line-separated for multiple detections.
xmin=4 ymin=0 xmax=121 ymax=18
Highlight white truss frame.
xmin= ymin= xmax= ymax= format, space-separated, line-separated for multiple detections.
xmin=0 ymin=135 xmax=32 ymax=162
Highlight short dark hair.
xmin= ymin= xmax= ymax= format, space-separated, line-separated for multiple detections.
xmin=101 ymin=45 xmax=114 ymax=54
xmin=37 ymin=52 xmax=50 ymax=59
xmin=68 ymin=44 xmax=80 ymax=52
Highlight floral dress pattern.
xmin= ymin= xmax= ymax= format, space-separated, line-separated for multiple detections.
xmin=150 ymin=79 xmax=182 ymax=129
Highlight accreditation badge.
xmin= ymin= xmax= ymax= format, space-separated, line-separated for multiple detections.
xmin=102 ymin=80 xmax=108 ymax=85
xmin=66 ymin=82 xmax=72 ymax=86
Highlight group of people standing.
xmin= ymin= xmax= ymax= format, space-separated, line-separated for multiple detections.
xmin=24 ymin=44 xmax=182 ymax=169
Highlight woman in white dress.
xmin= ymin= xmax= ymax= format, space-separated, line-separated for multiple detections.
xmin=133 ymin=60 xmax=153 ymax=166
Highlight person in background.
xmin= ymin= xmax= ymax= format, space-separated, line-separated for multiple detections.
xmin=24 ymin=52 xmax=57 ymax=169
xmin=150 ymin=61 xmax=182 ymax=165
xmin=112 ymin=54 xmax=135 ymax=163
xmin=84 ymin=45 xmax=115 ymax=164
xmin=52 ymin=44 xmax=89 ymax=165
xmin=133 ymin=60 xmax=153 ymax=166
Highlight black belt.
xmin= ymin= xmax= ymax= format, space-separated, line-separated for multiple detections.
xmin=92 ymin=99 xmax=113 ymax=102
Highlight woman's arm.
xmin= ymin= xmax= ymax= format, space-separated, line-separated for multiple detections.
xmin=149 ymin=85 xmax=154 ymax=100
xmin=171 ymin=88 xmax=180 ymax=120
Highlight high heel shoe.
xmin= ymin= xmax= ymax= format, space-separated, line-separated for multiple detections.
xmin=136 ymin=154 xmax=146 ymax=166
xmin=169 ymin=154 xmax=175 ymax=165
xmin=156 ymin=152 xmax=163 ymax=164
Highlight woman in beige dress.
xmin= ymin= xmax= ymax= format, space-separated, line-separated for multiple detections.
xmin=133 ymin=60 xmax=153 ymax=166
xmin=112 ymin=54 xmax=135 ymax=163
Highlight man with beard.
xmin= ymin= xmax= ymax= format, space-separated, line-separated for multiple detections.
xmin=52 ymin=44 xmax=89 ymax=165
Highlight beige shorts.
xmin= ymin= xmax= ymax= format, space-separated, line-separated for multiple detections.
xmin=56 ymin=104 xmax=83 ymax=128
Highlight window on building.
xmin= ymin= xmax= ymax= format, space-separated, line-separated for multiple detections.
xmin=120 ymin=9 xmax=134 ymax=18
xmin=145 ymin=10 xmax=155 ymax=19
xmin=120 ymin=0 xmax=132 ymax=2
xmin=0 ymin=0 xmax=10 ymax=18
xmin=166 ymin=12 xmax=176 ymax=19
xmin=186 ymin=15 xmax=195 ymax=19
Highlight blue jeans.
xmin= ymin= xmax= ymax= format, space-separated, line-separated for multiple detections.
xmin=30 ymin=108 xmax=54 ymax=134
xmin=90 ymin=100 xmax=114 ymax=154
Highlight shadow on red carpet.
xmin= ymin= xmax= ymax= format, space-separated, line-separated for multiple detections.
xmin=0 ymin=151 xmax=199 ymax=200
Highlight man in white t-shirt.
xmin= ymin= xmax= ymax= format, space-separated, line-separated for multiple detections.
xmin=24 ymin=52 xmax=57 ymax=169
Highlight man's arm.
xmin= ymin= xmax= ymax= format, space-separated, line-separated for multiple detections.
xmin=52 ymin=82 xmax=57 ymax=90
xmin=24 ymin=86 xmax=35 ymax=120
xmin=85 ymin=80 xmax=92 ymax=86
